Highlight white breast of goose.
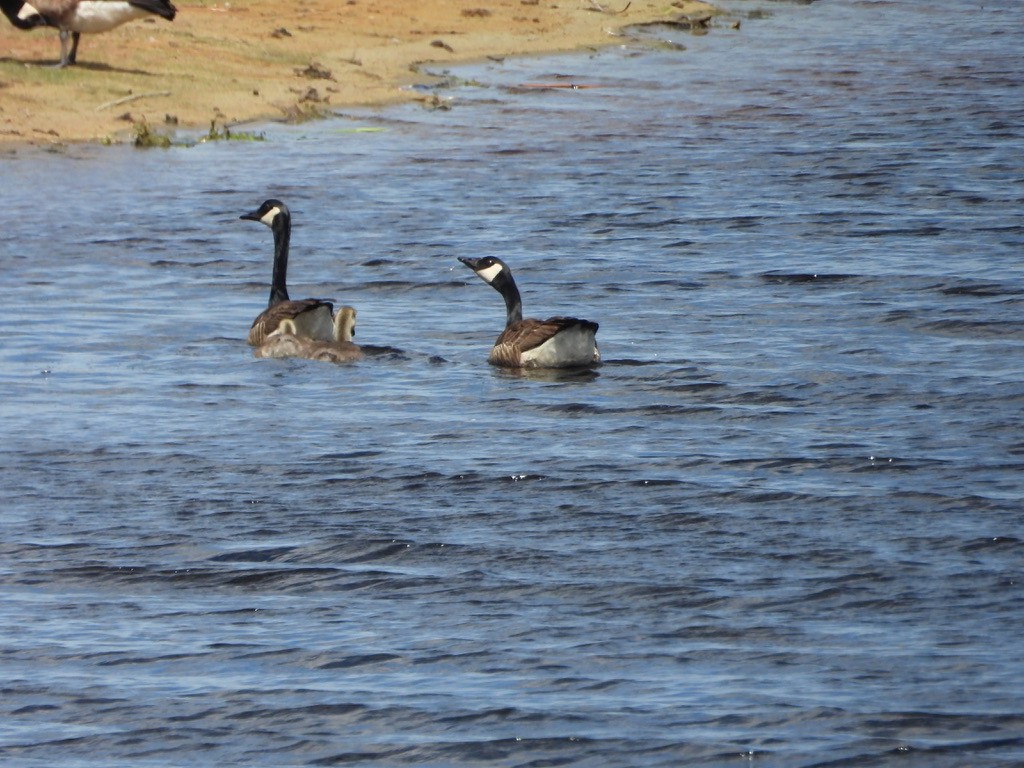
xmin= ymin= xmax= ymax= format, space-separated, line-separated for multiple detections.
xmin=491 ymin=323 xmax=598 ymax=370
xmin=519 ymin=325 xmax=598 ymax=368
xmin=287 ymin=304 xmax=335 ymax=342
xmin=68 ymin=1 xmax=150 ymax=32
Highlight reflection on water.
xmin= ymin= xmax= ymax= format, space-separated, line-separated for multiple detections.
xmin=2 ymin=0 xmax=1023 ymax=765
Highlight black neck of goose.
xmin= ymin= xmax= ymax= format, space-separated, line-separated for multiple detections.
xmin=268 ymin=211 xmax=291 ymax=306
xmin=1 ymin=0 xmax=36 ymax=29
xmin=493 ymin=270 xmax=523 ymax=328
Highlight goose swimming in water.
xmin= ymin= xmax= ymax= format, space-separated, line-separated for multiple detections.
xmin=458 ymin=255 xmax=600 ymax=369
xmin=240 ymin=199 xmax=337 ymax=347
xmin=1 ymin=0 xmax=177 ymax=67
xmin=254 ymin=306 xmax=363 ymax=364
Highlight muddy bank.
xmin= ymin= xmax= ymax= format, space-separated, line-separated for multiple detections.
xmin=0 ymin=0 xmax=718 ymax=145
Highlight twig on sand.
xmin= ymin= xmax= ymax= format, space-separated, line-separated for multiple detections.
xmin=583 ymin=0 xmax=631 ymax=13
xmin=96 ymin=91 xmax=171 ymax=112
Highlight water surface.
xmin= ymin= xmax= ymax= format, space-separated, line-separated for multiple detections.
xmin=2 ymin=0 xmax=1023 ymax=765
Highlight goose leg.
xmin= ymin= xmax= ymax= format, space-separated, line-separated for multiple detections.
xmin=68 ymin=32 xmax=81 ymax=65
xmin=56 ymin=29 xmax=72 ymax=67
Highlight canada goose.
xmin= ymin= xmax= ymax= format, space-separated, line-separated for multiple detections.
xmin=255 ymin=306 xmax=363 ymax=364
xmin=1 ymin=0 xmax=176 ymax=67
xmin=458 ymin=255 xmax=600 ymax=369
xmin=240 ymin=199 xmax=336 ymax=347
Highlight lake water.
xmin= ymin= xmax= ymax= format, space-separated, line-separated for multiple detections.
xmin=2 ymin=0 xmax=1023 ymax=765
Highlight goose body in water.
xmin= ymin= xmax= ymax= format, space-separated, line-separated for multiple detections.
xmin=240 ymin=199 xmax=337 ymax=347
xmin=254 ymin=306 xmax=363 ymax=364
xmin=458 ymin=256 xmax=600 ymax=369
xmin=0 ymin=0 xmax=177 ymax=67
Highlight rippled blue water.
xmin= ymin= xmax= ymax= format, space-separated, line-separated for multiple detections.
xmin=2 ymin=0 xmax=1023 ymax=765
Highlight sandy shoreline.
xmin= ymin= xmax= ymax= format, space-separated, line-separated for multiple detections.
xmin=0 ymin=0 xmax=717 ymax=146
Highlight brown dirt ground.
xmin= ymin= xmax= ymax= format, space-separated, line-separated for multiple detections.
xmin=0 ymin=0 xmax=716 ymax=145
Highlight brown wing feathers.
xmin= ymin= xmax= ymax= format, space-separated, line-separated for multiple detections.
xmin=496 ymin=317 xmax=595 ymax=353
xmin=247 ymin=299 xmax=334 ymax=346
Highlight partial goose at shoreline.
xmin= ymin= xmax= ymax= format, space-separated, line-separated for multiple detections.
xmin=254 ymin=306 xmax=363 ymax=364
xmin=1 ymin=0 xmax=177 ymax=68
xmin=240 ymin=199 xmax=337 ymax=347
xmin=458 ymin=255 xmax=600 ymax=369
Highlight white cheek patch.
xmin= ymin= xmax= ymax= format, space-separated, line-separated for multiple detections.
xmin=260 ymin=207 xmax=281 ymax=227
xmin=18 ymin=3 xmax=40 ymax=21
xmin=477 ymin=262 xmax=504 ymax=284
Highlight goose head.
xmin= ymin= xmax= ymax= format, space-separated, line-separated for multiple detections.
xmin=459 ymin=255 xmax=523 ymax=325
xmin=240 ymin=199 xmax=290 ymax=231
xmin=333 ymin=306 xmax=357 ymax=343
xmin=458 ymin=256 xmax=513 ymax=289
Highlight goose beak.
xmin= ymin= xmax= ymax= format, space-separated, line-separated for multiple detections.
xmin=239 ymin=210 xmax=260 ymax=221
xmin=458 ymin=256 xmax=482 ymax=271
